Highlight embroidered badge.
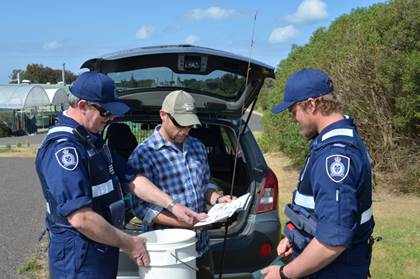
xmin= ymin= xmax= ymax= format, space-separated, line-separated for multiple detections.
xmin=55 ymin=147 xmax=79 ymax=171
xmin=326 ymin=154 xmax=350 ymax=183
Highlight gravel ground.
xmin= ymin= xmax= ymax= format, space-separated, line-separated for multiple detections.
xmin=0 ymin=157 xmax=45 ymax=278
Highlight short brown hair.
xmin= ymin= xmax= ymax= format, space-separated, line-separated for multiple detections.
xmin=300 ymin=93 xmax=342 ymax=116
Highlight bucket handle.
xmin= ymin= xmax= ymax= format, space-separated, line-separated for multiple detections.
xmin=169 ymin=251 xmax=199 ymax=272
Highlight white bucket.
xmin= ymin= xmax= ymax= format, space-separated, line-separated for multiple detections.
xmin=138 ymin=229 xmax=198 ymax=279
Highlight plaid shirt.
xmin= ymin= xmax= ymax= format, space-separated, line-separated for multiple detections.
xmin=126 ymin=127 xmax=212 ymax=255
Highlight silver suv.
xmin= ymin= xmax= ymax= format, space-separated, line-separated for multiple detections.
xmin=80 ymin=45 xmax=280 ymax=278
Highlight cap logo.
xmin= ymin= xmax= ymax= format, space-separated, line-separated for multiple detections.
xmin=183 ymin=103 xmax=195 ymax=112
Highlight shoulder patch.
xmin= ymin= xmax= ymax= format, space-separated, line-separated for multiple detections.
xmin=55 ymin=147 xmax=79 ymax=171
xmin=325 ymin=154 xmax=350 ymax=183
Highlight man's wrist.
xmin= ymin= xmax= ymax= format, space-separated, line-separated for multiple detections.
xmin=280 ymin=265 xmax=291 ymax=279
xmin=165 ymin=200 xmax=177 ymax=213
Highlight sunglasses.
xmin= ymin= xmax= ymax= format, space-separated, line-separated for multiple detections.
xmin=167 ymin=114 xmax=192 ymax=129
xmin=89 ymin=103 xmax=113 ymax=118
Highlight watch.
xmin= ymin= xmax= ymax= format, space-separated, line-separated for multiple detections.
xmin=165 ymin=200 xmax=177 ymax=212
xmin=280 ymin=265 xmax=290 ymax=279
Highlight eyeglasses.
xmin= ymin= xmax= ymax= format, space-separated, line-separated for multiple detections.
xmin=89 ymin=103 xmax=113 ymax=118
xmin=167 ymin=114 xmax=192 ymax=129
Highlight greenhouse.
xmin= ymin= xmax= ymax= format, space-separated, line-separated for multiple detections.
xmin=0 ymin=85 xmax=50 ymax=109
xmin=45 ymin=87 xmax=68 ymax=106
xmin=0 ymin=84 xmax=69 ymax=136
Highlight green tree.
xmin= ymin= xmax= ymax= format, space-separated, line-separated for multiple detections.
xmin=9 ymin=64 xmax=77 ymax=84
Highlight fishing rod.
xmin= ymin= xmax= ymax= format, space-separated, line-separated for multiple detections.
xmin=218 ymin=11 xmax=258 ymax=279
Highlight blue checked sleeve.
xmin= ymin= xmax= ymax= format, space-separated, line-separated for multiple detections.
xmin=132 ymin=199 xmax=163 ymax=225
xmin=200 ymin=145 xmax=214 ymax=193
xmin=125 ymin=145 xmax=154 ymax=183
xmin=126 ymin=144 xmax=164 ymax=224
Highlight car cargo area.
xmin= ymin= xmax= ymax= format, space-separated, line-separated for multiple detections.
xmin=113 ymin=120 xmax=265 ymax=278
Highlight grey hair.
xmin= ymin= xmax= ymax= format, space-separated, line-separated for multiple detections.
xmin=68 ymin=92 xmax=81 ymax=108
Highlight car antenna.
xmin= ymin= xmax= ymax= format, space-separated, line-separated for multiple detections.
xmin=218 ymin=11 xmax=258 ymax=279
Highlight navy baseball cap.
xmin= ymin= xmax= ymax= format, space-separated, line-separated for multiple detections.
xmin=272 ymin=69 xmax=334 ymax=113
xmin=70 ymin=72 xmax=129 ymax=116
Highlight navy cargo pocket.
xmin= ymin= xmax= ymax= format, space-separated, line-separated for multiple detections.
xmin=74 ymin=236 xmax=89 ymax=273
xmin=48 ymin=236 xmax=74 ymax=277
xmin=283 ymin=222 xmax=312 ymax=252
xmin=49 ymin=240 xmax=65 ymax=261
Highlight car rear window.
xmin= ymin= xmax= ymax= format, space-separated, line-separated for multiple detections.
xmin=108 ymin=67 xmax=246 ymax=99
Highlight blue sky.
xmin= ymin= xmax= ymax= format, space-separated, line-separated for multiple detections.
xmin=0 ymin=0 xmax=387 ymax=83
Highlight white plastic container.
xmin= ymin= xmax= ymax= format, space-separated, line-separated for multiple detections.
xmin=138 ymin=229 xmax=198 ymax=279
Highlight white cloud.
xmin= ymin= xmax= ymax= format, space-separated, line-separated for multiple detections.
xmin=187 ymin=7 xmax=238 ymax=20
xmin=185 ymin=35 xmax=200 ymax=45
xmin=43 ymin=41 xmax=61 ymax=50
xmin=284 ymin=0 xmax=328 ymax=24
xmin=135 ymin=25 xmax=154 ymax=40
xmin=269 ymin=25 xmax=299 ymax=44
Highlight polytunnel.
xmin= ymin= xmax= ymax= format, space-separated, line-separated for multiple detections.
xmin=0 ymin=85 xmax=50 ymax=109
xmin=45 ymin=87 xmax=69 ymax=105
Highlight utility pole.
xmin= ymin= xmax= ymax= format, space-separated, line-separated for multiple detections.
xmin=62 ymin=63 xmax=66 ymax=85
xmin=17 ymin=71 xmax=21 ymax=84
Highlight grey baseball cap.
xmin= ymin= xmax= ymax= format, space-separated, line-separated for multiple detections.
xmin=162 ymin=90 xmax=201 ymax=126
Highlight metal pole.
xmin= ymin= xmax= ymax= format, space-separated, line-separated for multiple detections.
xmin=218 ymin=11 xmax=258 ymax=279
xmin=62 ymin=63 xmax=66 ymax=85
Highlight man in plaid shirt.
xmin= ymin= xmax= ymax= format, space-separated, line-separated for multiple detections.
xmin=126 ymin=90 xmax=232 ymax=277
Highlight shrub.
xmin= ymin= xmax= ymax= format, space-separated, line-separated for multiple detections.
xmin=263 ymin=0 xmax=420 ymax=194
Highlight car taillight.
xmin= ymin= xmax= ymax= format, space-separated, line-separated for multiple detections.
xmin=256 ymin=168 xmax=278 ymax=214
xmin=259 ymin=242 xmax=273 ymax=257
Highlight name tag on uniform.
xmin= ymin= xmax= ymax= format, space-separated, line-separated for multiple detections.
xmin=91 ymin=179 xmax=114 ymax=198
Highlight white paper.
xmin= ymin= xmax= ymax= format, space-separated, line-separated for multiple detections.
xmin=194 ymin=193 xmax=251 ymax=227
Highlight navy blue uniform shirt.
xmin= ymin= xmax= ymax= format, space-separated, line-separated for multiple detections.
xmin=36 ymin=112 xmax=121 ymax=278
xmin=290 ymin=116 xmax=374 ymax=277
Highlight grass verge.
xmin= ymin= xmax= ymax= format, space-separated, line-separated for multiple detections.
xmin=17 ymin=237 xmax=48 ymax=279
xmin=17 ymin=255 xmax=42 ymax=275
xmin=0 ymin=146 xmax=37 ymax=157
